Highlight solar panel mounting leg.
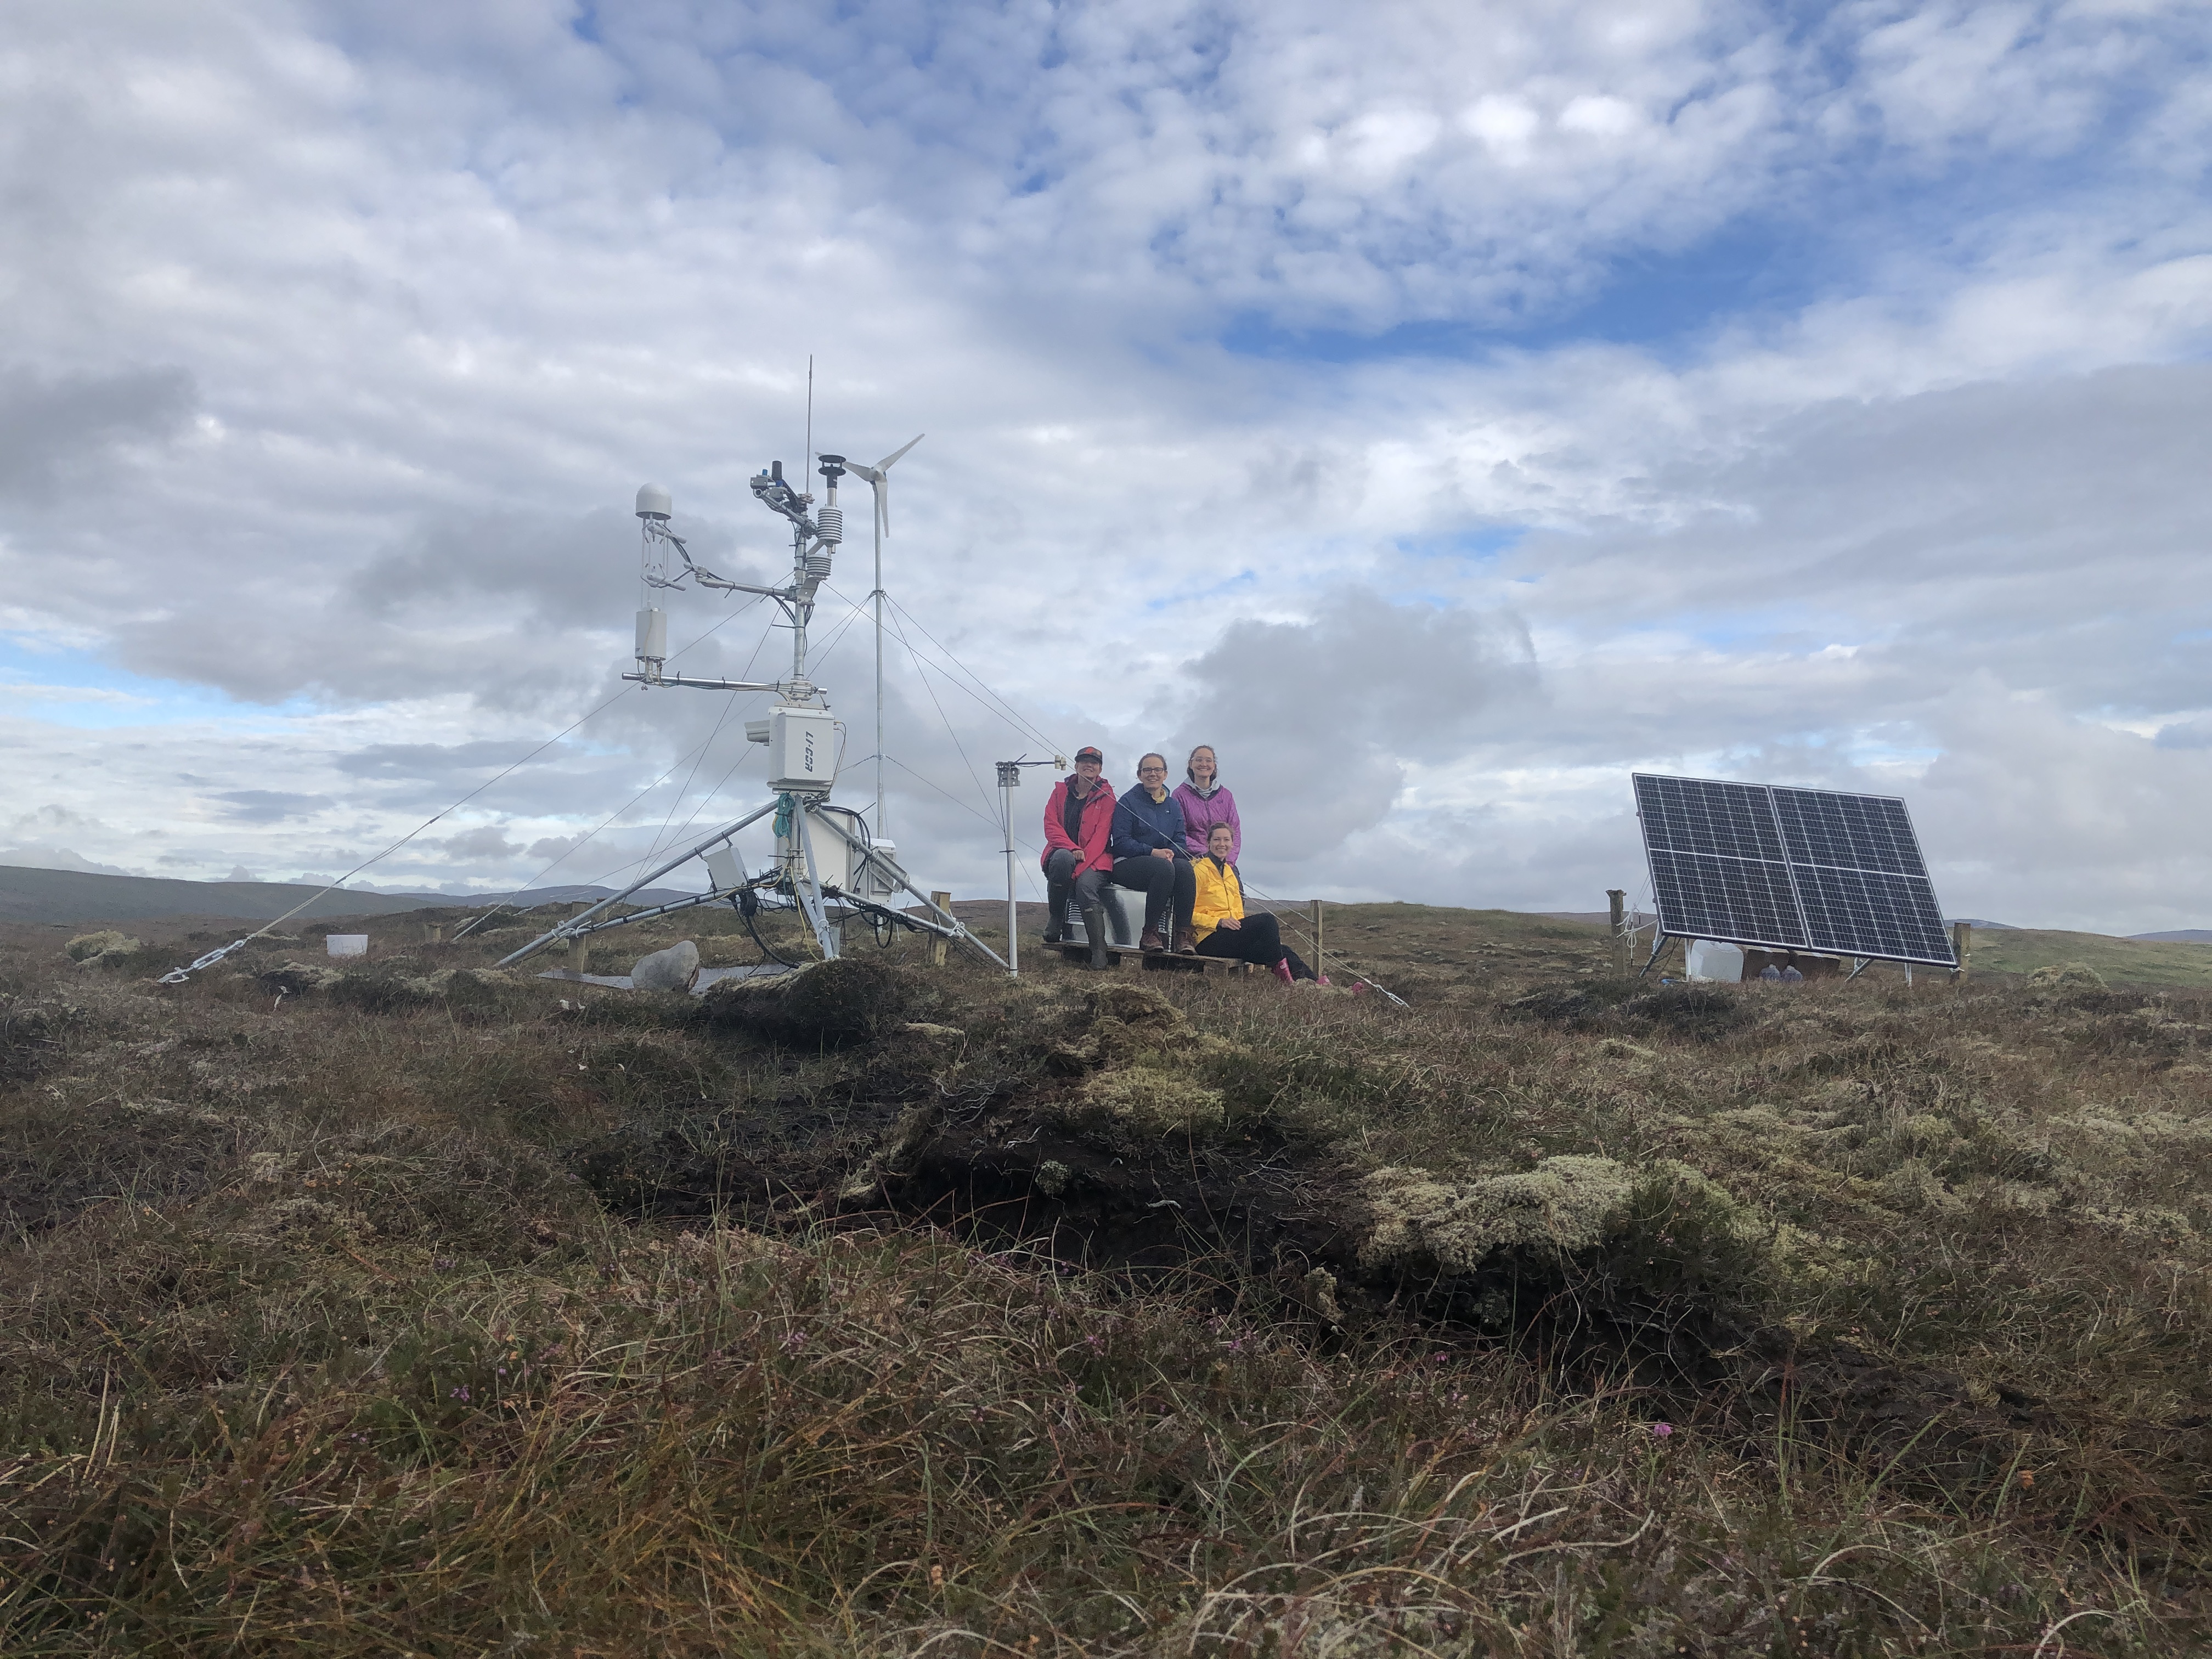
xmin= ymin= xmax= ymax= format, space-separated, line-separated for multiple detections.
xmin=1844 ymin=957 xmax=1870 ymax=981
xmin=1637 ymin=933 xmax=1669 ymax=980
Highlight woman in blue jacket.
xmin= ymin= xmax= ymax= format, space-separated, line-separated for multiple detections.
xmin=1109 ymin=753 xmax=1198 ymax=952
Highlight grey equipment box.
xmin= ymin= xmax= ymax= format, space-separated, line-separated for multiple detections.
xmin=1060 ymin=884 xmax=1146 ymax=947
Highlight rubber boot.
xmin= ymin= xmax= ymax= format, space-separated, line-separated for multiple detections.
xmin=1081 ymin=905 xmax=1111 ymax=970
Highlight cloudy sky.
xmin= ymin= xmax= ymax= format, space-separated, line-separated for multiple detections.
xmin=3 ymin=0 xmax=2209 ymax=932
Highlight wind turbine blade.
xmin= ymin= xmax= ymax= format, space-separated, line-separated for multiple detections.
xmin=874 ymin=433 xmax=924 ymax=472
xmin=874 ymin=476 xmax=891 ymax=538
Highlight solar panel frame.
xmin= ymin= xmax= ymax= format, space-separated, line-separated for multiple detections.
xmin=1771 ymin=787 xmax=1927 ymax=878
xmin=1646 ymin=847 xmax=1809 ymax=949
xmin=1630 ymin=773 xmax=1957 ymax=968
xmin=1791 ymin=864 xmax=1955 ymax=963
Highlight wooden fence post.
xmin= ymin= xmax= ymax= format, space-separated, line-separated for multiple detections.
xmin=1607 ymin=889 xmax=1627 ymax=979
xmin=568 ymin=936 xmax=588 ymax=975
xmin=1951 ymin=921 xmax=1971 ymax=984
xmin=1310 ymin=899 xmax=1325 ymax=980
xmin=930 ymin=892 xmax=953 ymax=968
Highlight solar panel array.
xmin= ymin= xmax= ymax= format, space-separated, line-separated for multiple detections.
xmin=1632 ymin=774 xmax=1955 ymax=967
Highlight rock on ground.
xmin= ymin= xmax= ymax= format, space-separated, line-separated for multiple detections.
xmin=631 ymin=940 xmax=701 ymax=992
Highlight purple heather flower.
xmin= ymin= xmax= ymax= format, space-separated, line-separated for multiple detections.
xmin=1651 ymin=1421 xmax=1674 ymax=1440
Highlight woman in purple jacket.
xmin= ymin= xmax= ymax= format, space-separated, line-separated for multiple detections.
xmin=1173 ymin=745 xmax=1240 ymax=860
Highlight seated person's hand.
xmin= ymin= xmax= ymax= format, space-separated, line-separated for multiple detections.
xmin=1150 ymin=847 xmax=1173 ymax=860
xmin=1216 ymin=917 xmax=1240 ymax=929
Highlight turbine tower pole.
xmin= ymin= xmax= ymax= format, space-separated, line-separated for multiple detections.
xmin=874 ymin=489 xmax=885 ymax=843
xmin=844 ymin=434 xmax=922 ymax=844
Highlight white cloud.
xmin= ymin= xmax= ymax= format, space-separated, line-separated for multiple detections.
xmin=0 ymin=0 xmax=2208 ymax=930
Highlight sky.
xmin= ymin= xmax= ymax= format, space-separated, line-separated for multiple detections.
xmin=2 ymin=0 xmax=2209 ymax=932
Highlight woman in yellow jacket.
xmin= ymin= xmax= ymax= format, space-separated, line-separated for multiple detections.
xmin=1190 ymin=822 xmax=1321 ymax=983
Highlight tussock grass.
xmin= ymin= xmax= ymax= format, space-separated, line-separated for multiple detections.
xmin=2 ymin=906 xmax=2208 ymax=1653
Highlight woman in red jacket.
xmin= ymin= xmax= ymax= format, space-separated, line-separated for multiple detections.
xmin=1041 ymin=745 xmax=1116 ymax=967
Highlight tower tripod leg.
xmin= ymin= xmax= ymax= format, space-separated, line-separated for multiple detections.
xmin=789 ymin=802 xmax=840 ymax=960
xmin=884 ymin=867 xmax=1010 ymax=973
xmin=496 ymin=798 xmax=780 ymax=968
xmin=804 ymin=808 xmax=1012 ymax=973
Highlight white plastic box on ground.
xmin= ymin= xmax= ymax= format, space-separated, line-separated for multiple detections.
xmin=1684 ymin=939 xmax=1744 ymax=982
xmin=325 ymin=934 xmax=369 ymax=958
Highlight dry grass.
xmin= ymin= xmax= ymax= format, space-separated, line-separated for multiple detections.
xmin=3 ymin=901 xmax=2208 ymax=1655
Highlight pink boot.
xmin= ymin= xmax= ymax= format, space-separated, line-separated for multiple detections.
xmin=1272 ymin=958 xmax=1295 ymax=986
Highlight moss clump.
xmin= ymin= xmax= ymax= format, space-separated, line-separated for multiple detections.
xmin=701 ymin=956 xmax=916 ymax=1047
xmin=2029 ymin=961 xmax=2107 ymax=990
xmin=1048 ymin=983 xmax=1197 ymax=1070
xmin=1076 ymin=1066 xmax=1228 ymax=1136
xmin=64 ymin=930 xmax=139 ymax=965
xmin=1043 ymin=983 xmax=1250 ymax=1138
xmin=1359 ymin=1156 xmax=1760 ymax=1282
xmin=1360 ymin=1155 xmax=1640 ymax=1273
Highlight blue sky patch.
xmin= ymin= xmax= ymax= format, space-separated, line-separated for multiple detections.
xmin=0 ymin=638 xmax=312 ymax=732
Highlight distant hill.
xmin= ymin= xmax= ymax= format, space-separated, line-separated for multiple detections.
xmin=2133 ymin=929 xmax=2212 ymax=944
xmin=1965 ymin=927 xmax=2212 ymax=989
xmin=0 ymin=865 xmax=696 ymax=927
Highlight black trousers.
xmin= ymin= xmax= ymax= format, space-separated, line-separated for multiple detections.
xmin=1042 ymin=848 xmax=1109 ymax=935
xmin=1195 ymin=912 xmax=1316 ymax=979
xmin=1109 ymin=854 xmax=1195 ymax=936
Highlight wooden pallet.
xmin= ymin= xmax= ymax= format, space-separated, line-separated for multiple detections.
xmin=1044 ymin=941 xmax=1254 ymax=975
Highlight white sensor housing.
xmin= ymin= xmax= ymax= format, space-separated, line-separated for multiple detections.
xmin=635 ymin=607 xmax=668 ymax=664
xmin=766 ymin=704 xmax=837 ymax=794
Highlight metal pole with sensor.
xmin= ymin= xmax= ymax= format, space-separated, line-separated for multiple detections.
xmin=991 ymin=756 xmax=1066 ymax=978
xmin=998 ymin=761 xmax=1020 ymax=977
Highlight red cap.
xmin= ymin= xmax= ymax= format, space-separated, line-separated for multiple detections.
xmin=1074 ymin=746 xmax=1103 ymax=763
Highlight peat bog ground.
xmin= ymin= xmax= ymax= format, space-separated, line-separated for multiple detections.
xmin=3 ymin=901 xmax=2210 ymax=1655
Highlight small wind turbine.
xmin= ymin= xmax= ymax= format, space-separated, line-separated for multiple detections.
xmin=843 ymin=434 xmax=923 ymax=844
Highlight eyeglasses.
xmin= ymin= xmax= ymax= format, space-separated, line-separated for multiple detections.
xmin=1138 ymin=765 xmax=1166 ymax=776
